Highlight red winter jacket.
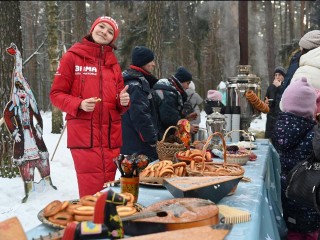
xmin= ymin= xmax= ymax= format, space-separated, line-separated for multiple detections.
xmin=50 ymin=38 xmax=128 ymax=150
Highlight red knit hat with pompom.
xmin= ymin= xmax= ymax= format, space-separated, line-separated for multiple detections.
xmin=90 ymin=16 xmax=119 ymax=43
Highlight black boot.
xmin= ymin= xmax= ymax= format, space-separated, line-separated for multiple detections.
xmin=22 ymin=181 xmax=33 ymax=203
xmin=44 ymin=176 xmax=57 ymax=190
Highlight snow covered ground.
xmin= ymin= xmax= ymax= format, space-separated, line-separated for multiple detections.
xmin=0 ymin=111 xmax=266 ymax=233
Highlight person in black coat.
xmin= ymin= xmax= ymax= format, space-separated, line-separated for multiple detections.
xmin=120 ymin=46 xmax=159 ymax=162
xmin=153 ymin=66 xmax=198 ymax=139
xmin=264 ymin=66 xmax=286 ymax=139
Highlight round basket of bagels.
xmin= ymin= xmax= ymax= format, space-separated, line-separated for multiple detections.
xmin=156 ymin=126 xmax=186 ymax=161
xmin=186 ymin=132 xmax=245 ymax=177
xmin=223 ymin=130 xmax=252 ymax=166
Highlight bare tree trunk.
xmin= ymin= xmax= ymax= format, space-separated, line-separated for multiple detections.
xmin=0 ymin=1 xmax=22 ymax=177
xmin=74 ymin=1 xmax=87 ymax=41
xmin=177 ymin=1 xmax=188 ymax=67
xmin=46 ymin=1 xmax=63 ymax=134
xmin=21 ymin=2 xmax=38 ymax=108
xmin=0 ymin=2 xmax=22 ymax=113
xmin=279 ymin=1 xmax=284 ymax=45
xmin=300 ymin=1 xmax=305 ymax=36
xmin=147 ymin=2 xmax=163 ymax=78
xmin=265 ymin=1 xmax=275 ymax=83
xmin=289 ymin=1 xmax=295 ymax=40
xmin=284 ymin=2 xmax=288 ymax=44
xmin=105 ymin=0 xmax=111 ymax=16
xmin=65 ymin=2 xmax=73 ymax=49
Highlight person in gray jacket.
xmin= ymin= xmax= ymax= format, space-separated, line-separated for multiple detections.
xmin=185 ymin=81 xmax=203 ymax=141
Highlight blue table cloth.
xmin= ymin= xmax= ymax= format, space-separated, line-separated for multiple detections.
xmin=27 ymin=139 xmax=287 ymax=240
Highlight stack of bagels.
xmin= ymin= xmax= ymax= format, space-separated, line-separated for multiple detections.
xmin=42 ymin=192 xmax=137 ymax=227
xmin=139 ymin=160 xmax=187 ymax=178
xmin=245 ymin=90 xmax=269 ymax=113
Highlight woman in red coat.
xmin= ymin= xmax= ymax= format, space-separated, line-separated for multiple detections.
xmin=50 ymin=16 xmax=129 ymax=197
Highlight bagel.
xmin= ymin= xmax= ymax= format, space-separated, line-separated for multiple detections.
xmin=190 ymin=161 xmax=195 ymax=170
xmin=161 ymin=160 xmax=173 ymax=166
xmin=159 ymin=168 xmax=174 ymax=177
xmin=120 ymin=192 xmax=135 ymax=204
xmin=245 ymin=90 xmax=269 ymax=113
xmin=74 ymin=214 xmax=94 ymax=222
xmin=43 ymin=200 xmax=63 ymax=217
xmin=60 ymin=201 xmax=70 ymax=211
xmin=172 ymin=162 xmax=187 ymax=168
xmin=139 ymin=169 xmax=150 ymax=177
xmin=80 ymin=195 xmax=98 ymax=207
xmin=66 ymin=202 xmax=81 ymax=215
xmin=73 ymin=206 xmax=94 ymax=216
xmin=205 ymin=152 xmax=212 ymax=162
xmin=48 ymin=211 xmax=73 ymax=226
xmin=178 ymin=166 xmax=184 ymax=176
xmin=174 ymin=167 xmax=180 ymax=176
xmin=116 ymin=206 xmax=137 ymax=217
xmin=193 ymin=156 xmax=204 ymax=162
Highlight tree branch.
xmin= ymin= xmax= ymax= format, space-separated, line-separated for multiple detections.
xmin=23 ymin=36 xmax=47 ymax=66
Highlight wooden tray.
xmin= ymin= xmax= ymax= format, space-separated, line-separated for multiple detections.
xmin=37 ymin=200 xmax=144 ymax=229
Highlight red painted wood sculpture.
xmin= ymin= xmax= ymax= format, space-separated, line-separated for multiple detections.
xmin=62 ymin=189 xmax=127 ymax=240
xmin=3 ymin=43 xmax=57 ymax=203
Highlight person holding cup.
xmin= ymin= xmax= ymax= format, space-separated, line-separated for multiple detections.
xmin=264 ymin=66 xmax=286 ymax=140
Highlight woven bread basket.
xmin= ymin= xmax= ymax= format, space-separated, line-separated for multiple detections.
xmin=156 ymin=126 xmax=186 ymax=161
xmin=187 ymin=132 xmax=245 ymax=177
xmin=224 ymin=130 xmax=252 ymax=166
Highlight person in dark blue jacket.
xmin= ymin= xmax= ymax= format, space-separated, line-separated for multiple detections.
xmin=153 ymin=66 xmax=198 ymax=139
xmin=120 ymin=46 xmax=159 ymax=162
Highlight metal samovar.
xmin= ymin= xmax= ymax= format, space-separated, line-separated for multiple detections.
xmin=226 ymin=65 xmax=261 ymax=140
xmin=206 ymin=106 xmax=226 ymax=146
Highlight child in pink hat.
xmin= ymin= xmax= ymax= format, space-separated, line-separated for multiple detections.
xmin=204 ymin=90 xmax=224 ymax=115
xmin=273 ymin=77 xmax=320 ymax=240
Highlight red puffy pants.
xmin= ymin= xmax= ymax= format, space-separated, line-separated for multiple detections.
xmin=71 ymin=147 xmax=119 ymax=197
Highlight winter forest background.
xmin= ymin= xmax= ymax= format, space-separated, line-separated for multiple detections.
xmin=0 ymin=1 xmax=320 ymax=176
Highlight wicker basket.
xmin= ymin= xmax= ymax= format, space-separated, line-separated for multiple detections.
xmin=156 ymin=126 xmax=186 ymax=161
xmin=224 ymin=130 xmax=252 ymax=166
xmin=187 ymin=132 xmax=245 ymax=177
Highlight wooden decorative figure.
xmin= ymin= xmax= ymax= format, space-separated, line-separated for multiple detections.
xmin=3 ymin=43 xmax=57 ymax=203
xmin=176 ymin=119 xmax=191 ymax=149
xmin=62 ymin=189 xmax=127 ymax=240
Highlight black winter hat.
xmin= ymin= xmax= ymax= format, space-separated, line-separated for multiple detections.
xmin=274 ymin=66 xmax=286 ymax=77
xmin=131 ymin=46 xmax=154 ymax=67
xmin=174 ymin=66 xmax=192 ymax=83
